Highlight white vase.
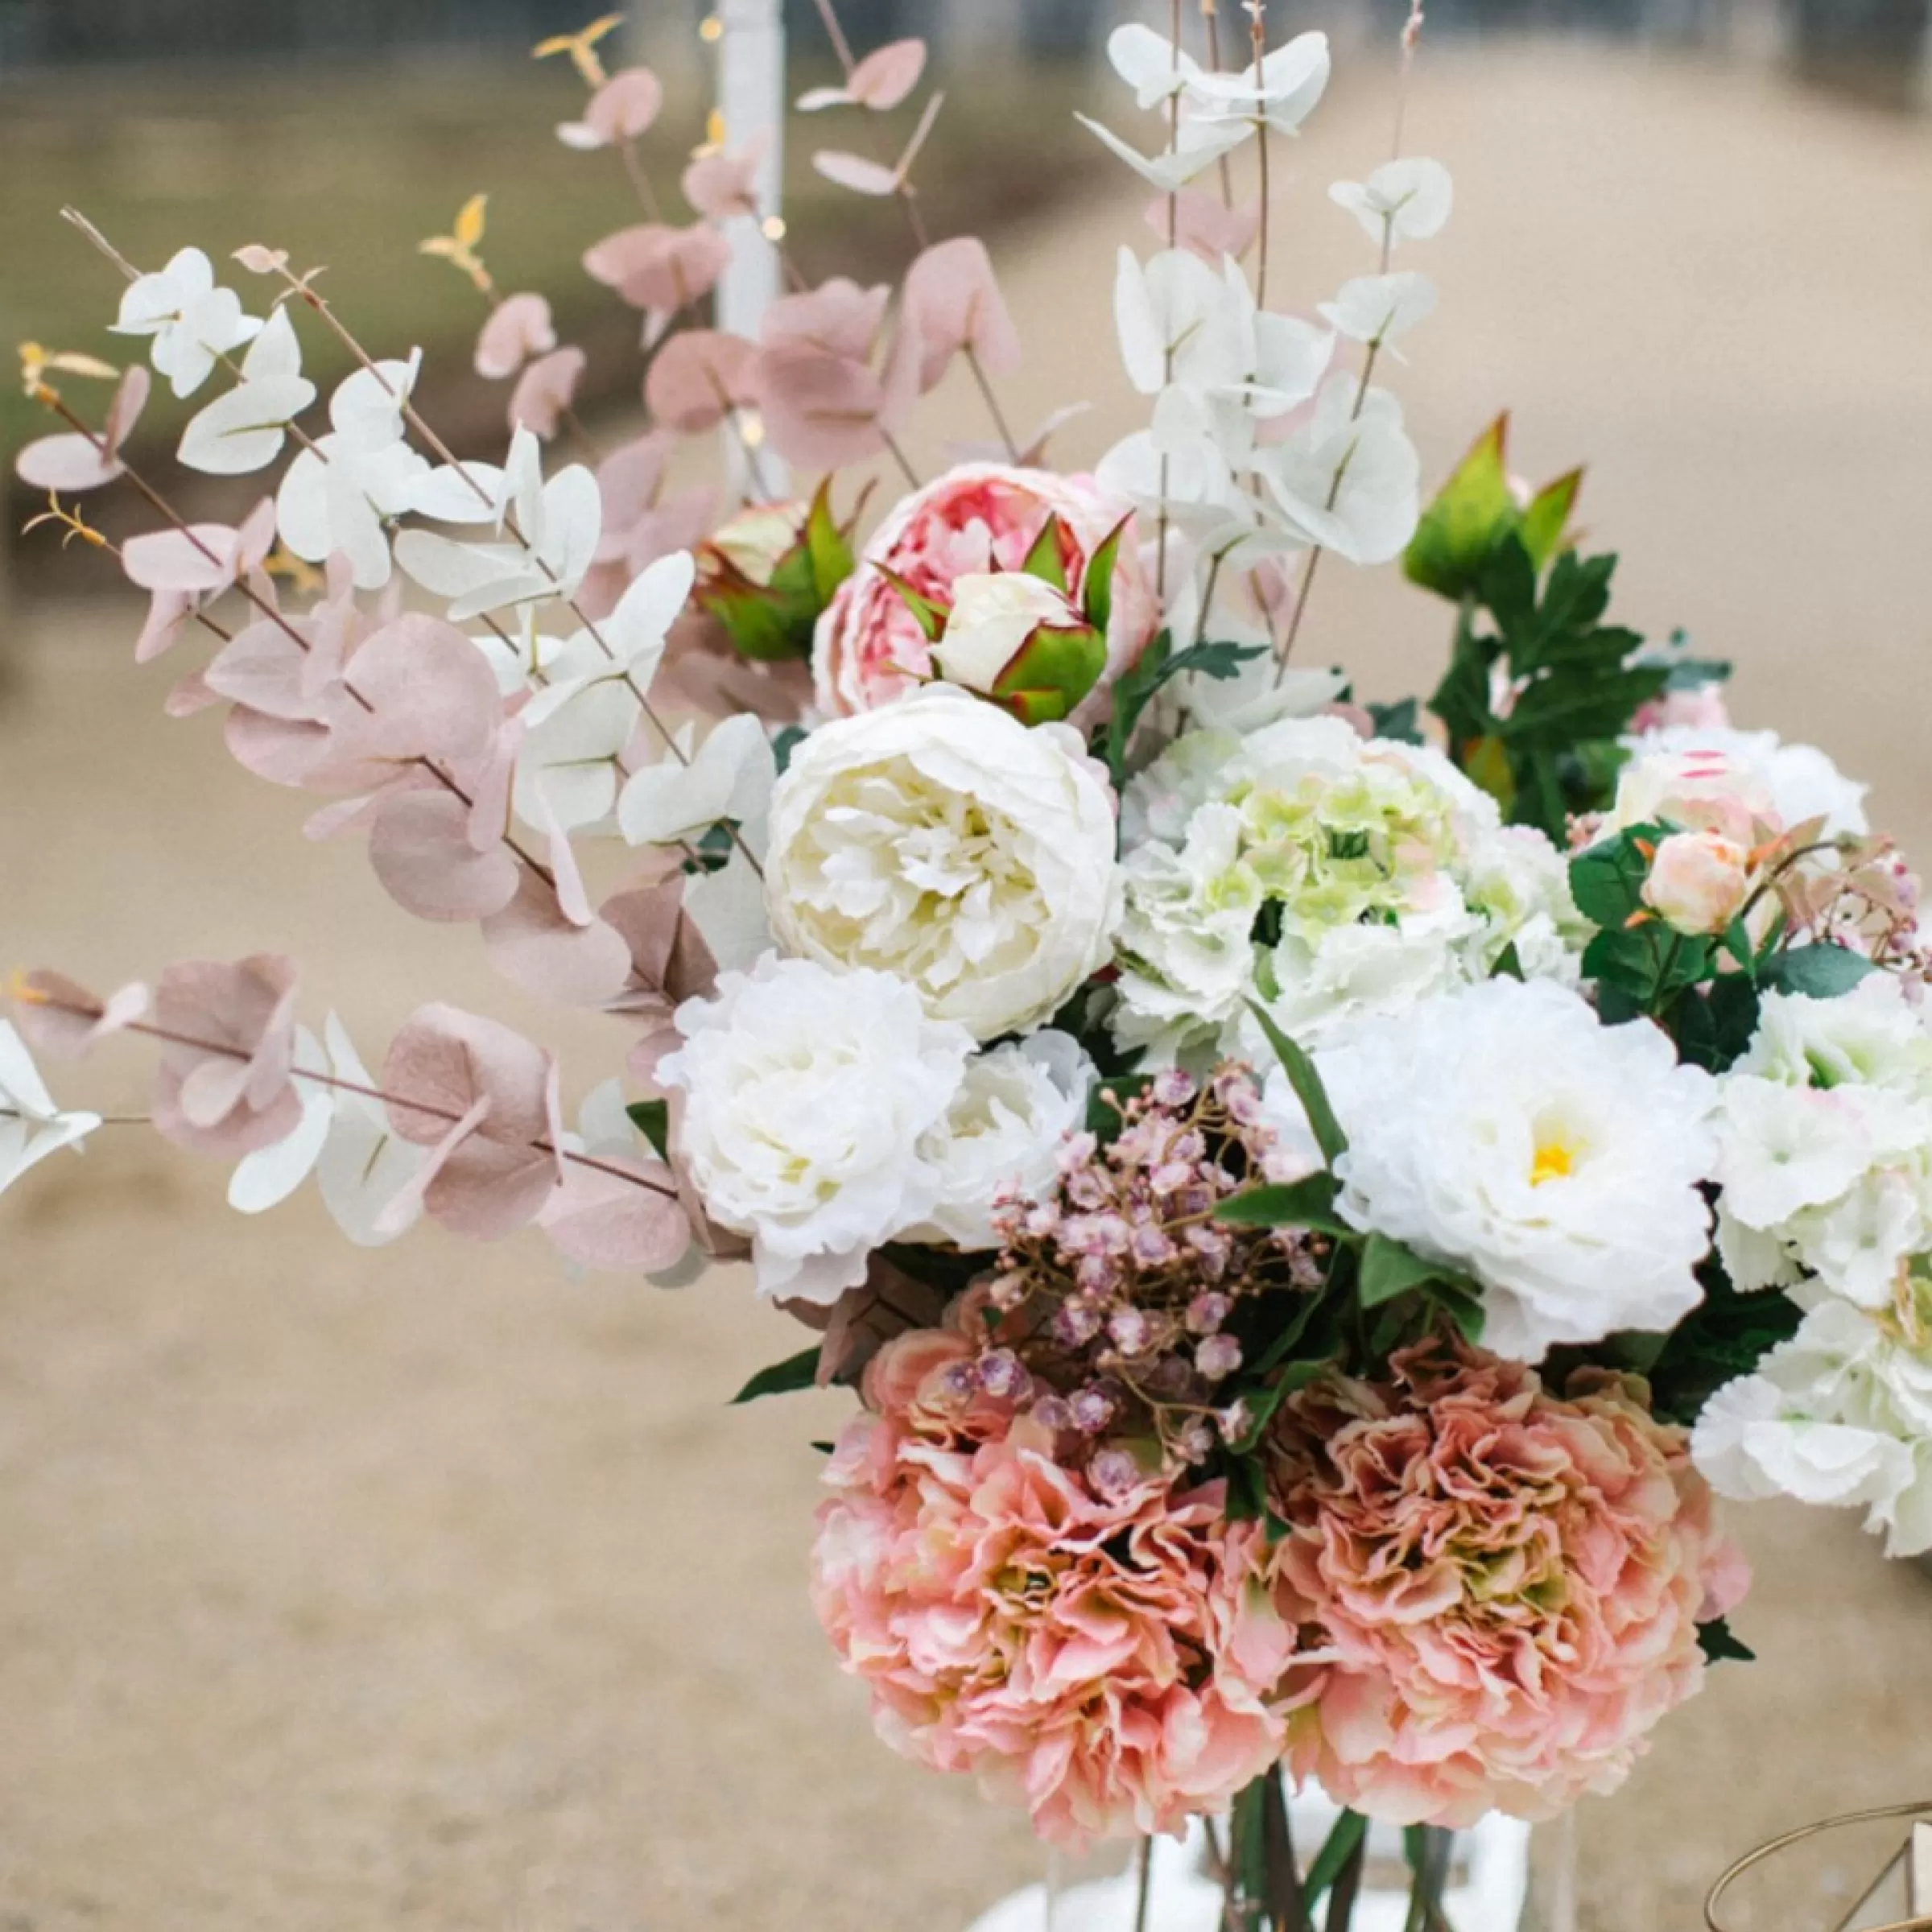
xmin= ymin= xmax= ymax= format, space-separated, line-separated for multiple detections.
xmin=964 ymin=1798 xmax=1534 ymax=1932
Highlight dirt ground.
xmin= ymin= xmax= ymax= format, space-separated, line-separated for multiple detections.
xmin=5 ymin=39 xmax=1932 ymax=1932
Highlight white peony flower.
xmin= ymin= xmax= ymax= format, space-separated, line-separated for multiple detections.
xmin=1620 ymin=724 xmax=1868 ymax=838
xmin=763 ymin=684 xmax=1121 ymax=1042
xmin=1711 ymin=978 xmax=1932 ymax=1309
xmin=1694 ymin=1295 xmax=1932 ymax=1557
xmin=656 ymin=956 xmax=972 ymax=1303
xmin=1113 ymin=715 xmax=1583 ymax=1065
xmin=902 ymin=1032 xmax=1095 ymax=1252
xmin=1296 ymin=977 xmax=1718 ymax=1360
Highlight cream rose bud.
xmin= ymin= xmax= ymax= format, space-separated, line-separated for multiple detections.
xmin=902 ymin=1032 xmax=1096 ymax=1251
xmin=709 ymin=501 xmax=807 ymax=587
xmin=935 ymin=572 xmax=1084 ymax=693
xmin=1643 ymin=829 xmax=1751 ymax=936
xmin=655 ymin=955 xmax=973 ymax=1305
xmin=764 ymin=684 xmax=1121 ymax=1041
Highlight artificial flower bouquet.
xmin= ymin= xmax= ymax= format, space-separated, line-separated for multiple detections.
xmin=9 ymin=5 xmax=1932 ymax=1927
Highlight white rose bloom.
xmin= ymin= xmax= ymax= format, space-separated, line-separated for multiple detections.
xmin=903 ymin=1031 xmax=1096 ymax=1251
xmin=656 ymin=956 xmax=972 ymax=1304
xmin=1621 ymin=724 xmax=1869 ymax=837
xmin=1694 ymin=1296 xmax=1932 ymax=1558
xmin=1298 ymin=977 xmax=1718 ymax=1360
xmin=764 ymin=684 xmax=1121 ymax=1041
xmin=1712 ymin=980 xmax=1932 ymax=1310
xmin=1113 ymin=716 xmax=1584 ymax=1064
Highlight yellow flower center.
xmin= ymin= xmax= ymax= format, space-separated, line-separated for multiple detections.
xmin=1530 ymin=1137 xmax=1576 ymax=1187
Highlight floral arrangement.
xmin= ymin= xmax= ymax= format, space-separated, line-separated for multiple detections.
xmin=8 ymin=3 xmax=1930 ymax=1926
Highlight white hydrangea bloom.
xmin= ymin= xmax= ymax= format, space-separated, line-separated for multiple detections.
xmin=1113 ymin=715 xmax=1584 ymax=1064
xmin=1291 ymin=978 xmax=1718 ymax=1361
xmin=1694 ymin=1294 xmax=1932 ymax=1558
xmin=657 ymin=956 xmax=972 ymax=1304
xmin=902 ymin=1032 xmax=1095 ymax=1252
xmin=763 ymin=685 xmax=1121 ymax=1042
xmin=1711 ymin=978 xmax=1932 ymax=1308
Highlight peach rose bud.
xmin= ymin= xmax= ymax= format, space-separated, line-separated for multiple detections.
xmin=1642 ymin=829 xmax=1751 ymax=936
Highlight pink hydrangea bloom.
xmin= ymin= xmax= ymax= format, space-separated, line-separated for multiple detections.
xmin=811 ymin=463 xmax=1159 ymax=726
xmin=812 ymin=1328 xmax=1308 ymax=1849
xmin=1269 ymin=1340 xmax=1748 ymax=1829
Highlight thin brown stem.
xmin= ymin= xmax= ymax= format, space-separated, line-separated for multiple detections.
xmin=1201 ymin=0 xmax=1237 ymax=209
xmin=1252 ymin=2 xmax=1272 ymax=311
xmin=964 ymin=346 xmax=1021 ymax=462
xmin=617 ymin=138 xmax=663 ymax=221
xmin=879 ymin=430 xmax=922 ymax=492
xmin=810 ymin=0 xmax=858 ymax=76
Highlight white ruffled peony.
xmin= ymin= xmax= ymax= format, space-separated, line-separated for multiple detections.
xmin=763 ymin=684 xmax=1121 ymax=1041
xmin=1694 ymin=1295 xmax=1932 ymax=1557
xmin=1113 ymin=715 xmax=1584 ymax=1065
xmin=1712 ymin=978 xmax=1932 ymax=1309
xmin=902 ymin=1031 xmax=1095 ymax=1252
xmin=1620 ymin=724 xmax=1868 ymax=838
xmin=1289 ymin=978 xmax=1718 ymax=1361
xmin=657 ymin=956 xmax=972 ymax=1304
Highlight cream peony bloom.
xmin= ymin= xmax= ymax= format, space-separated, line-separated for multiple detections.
xmin=1619 ymin=724 xmax=1869 ymax=838
xmin=764 ymin=684 xmax=1121 ymax=1041
xmin=656 ymin=956 xmax=972 ymax=1304
xmin=1293 ymin=978 xmax=1718 ymax=1361
xmin=902 ymin=1030 xmax=1095 ymax=1251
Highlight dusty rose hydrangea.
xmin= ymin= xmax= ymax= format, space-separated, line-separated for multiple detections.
xmin=811 ymin=462 xmax=1158 ymax=724
xmin=811 ymin=1327 xmax=1311 ymax=1849
xmin=1268 ymin=1340 xmax=1748 ymax=1828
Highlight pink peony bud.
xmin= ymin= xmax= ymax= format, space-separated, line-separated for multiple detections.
xmin=1642 ymin=829 xmax=1751 ymax=937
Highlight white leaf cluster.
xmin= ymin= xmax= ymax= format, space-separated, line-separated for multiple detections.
xmin=1084 ymin=25 xmax=1454 ymax=628
xmin=0 ymin=1022 xmax=101 ymax=1199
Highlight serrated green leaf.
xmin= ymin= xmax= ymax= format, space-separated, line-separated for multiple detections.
xmin=731 ymin=1347 xmax=821 ymax=1405
xmin=1245 ymin=1001 xmax=1347 ymax=1166
xmin=1367 ymin=696 xmax=1423 ymax=745
xmin=1100 ymin=634 xmax=1265 ymax=786
xmin=1570 ymin=826 xmax=1666 ymax=929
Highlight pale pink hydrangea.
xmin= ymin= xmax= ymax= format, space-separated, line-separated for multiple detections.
xmin=1269 ymin=1340 xmax=1748 ymax=1829
xmin=811 ymin=463 xmax=1159 ymax=725
xmin=811 ymin=1327 xmax=1309 ymax=1849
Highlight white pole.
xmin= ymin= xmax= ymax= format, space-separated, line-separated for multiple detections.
xmin=715 ymin=0 xmax=788 ymax=497
xmin=716 ymin=0 xmax=786 ymax=341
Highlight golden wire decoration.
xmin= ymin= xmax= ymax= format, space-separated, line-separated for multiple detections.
xmin=1705 ymin=1802 xmax=1932 ymax=1932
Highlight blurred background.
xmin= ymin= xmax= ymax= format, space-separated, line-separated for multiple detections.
xmin=3 ymin=2 xmax=1932 ymax=1930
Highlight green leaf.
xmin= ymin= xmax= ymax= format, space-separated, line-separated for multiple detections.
xmin=1225 ymin=1455 xmax=1269 ymax=1525
xmin=1100 ymin=634 xmax=1265 ymax=786
xmin=803 ymin=478 xmax=856 ymax=601
xmin=1698 ymin=1616 xmax=1756 ymax=1666
xmin=873 ymin=564 xmax=947 ymax=642
xmin=1570 ymin=825 xmax=1666 ymax=928
xmin=1087 ymin=1073 xmax=1155 ymax=1139
xmin=1081 ymin=515 xmax=1130 ymax=637
xmin=1403 ymin=415 xmax=1515 ymax=601
xmin=625 ymin=1099 xmax=671 ymax=1162
xmin=1020 ymin=513 xmax=1070 ymax=591
xmin=1303 ymin=1810 xmax=1368 ymax=1910
xmin=1245 ymin=1001 xmax=1347 ymax=1167
xmin=1759 ymin=943 xmax=1878 ymax=1001
xmin=1491 ymin=940 xmax=1525 ymax=982
xmin=1227 ymin=1355 xmax=1332 ymax=1454
xmin=1212 ymin=1172 xmax=1349 ymax=1234
xmin=1477 ymin=532 xmax=1538 ymax=635
xmin=1367 ymin=696 xmax=1423 ymax=745
xmin=991 ymin=621 xmax=1108 ymax=726
xmin=730 ymin=1347 xmax=821 ymax=1405
xmin=1518 ymin=466 xmax=1583 ymax=570
xmin=1359 ymin=1232 xmax=1458 ymax=1308
xmin=772 ymin=724 xmax=807 ymax=776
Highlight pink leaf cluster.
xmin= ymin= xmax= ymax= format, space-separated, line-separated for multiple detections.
xmin=16 ymin=365 xmax=150 ymax=493
xmin=811 ymin=1326 xmax=1309 ymax=1851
